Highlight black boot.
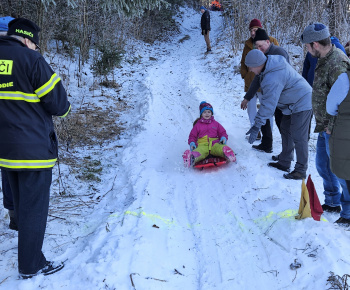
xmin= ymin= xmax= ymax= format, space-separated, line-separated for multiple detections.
xmin=283 ymin=170 xmax=306 ymax=180
xmin=335 ymin=217 xmax=350 ymax=226
xmin=268 ymin=162 xmax=290 ymax=172
xmin=252 ymin=143 xmax=272 ymax=153
xmin=322 ymin=204 xmax=341 ymax=213
xmin=20 ymin=261 xmax=65 ymax=279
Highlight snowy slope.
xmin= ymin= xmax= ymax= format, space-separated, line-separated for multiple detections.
xmin=1 ymin=7 xmax=350 ymax=290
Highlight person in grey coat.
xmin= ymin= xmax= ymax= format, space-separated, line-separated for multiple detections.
xmin=245 ymin=49 xmax=313 ymax=180
xmin=241 ymin=28 xmax=289 ymax=155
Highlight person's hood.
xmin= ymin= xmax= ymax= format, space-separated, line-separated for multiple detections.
xmin=330 ymin=36 xmax=340 ymax=45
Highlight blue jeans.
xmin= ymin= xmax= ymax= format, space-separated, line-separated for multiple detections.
xmin=316 ymin=132 xmax=350 ymax=218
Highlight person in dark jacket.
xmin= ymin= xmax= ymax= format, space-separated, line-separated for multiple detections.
xmin=241 ymin=28 xmax=289 ymax=155
xmin=0 ymin=18 xmax=71 ymax=278
xmin=327 ymin=69 xmax=350 ymax=226
xmin=0 ymin=15 xmax=17 ymax=231
xmin=200 ymin=6 xmax=211 ymax=52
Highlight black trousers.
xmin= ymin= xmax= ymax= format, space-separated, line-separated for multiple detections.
xmin=1 ymin=169 xmax=14 ymax=210
xmin=274 ymin=107 xmax=283 ymax=133
xmin=6 ymin=170 xmax=52 ymax=274
xmin=260 ymin=107 xmax=283 ymax=149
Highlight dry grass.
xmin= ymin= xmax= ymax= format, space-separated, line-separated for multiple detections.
xmin=52 ymin=100 xmax=128 ymax=185
xmin=327 ymin=272 xmax=350 ymax=290
xmin=178 ymin=35 xmax=190 ymax=43
xmin=54 ymin=104 xmax=126 ymax=150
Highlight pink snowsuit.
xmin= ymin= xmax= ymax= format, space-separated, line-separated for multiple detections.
xmin=188 ymin=116 xmax=229 ymax=162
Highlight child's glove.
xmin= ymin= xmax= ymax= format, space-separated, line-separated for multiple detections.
xmin=220 ymin=137 xmax=227 ymax=144
xmin=190 ymin=142 xmax=196 ymax=151
xmin=246 ymin=126 xmax=260 ymax=144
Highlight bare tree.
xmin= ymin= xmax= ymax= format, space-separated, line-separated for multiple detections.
xmin=222 ymin=0 xmax=350 ymax=54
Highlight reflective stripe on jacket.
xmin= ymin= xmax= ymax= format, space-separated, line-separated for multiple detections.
xmin=0 ymin=36 xmax=71 ymax=170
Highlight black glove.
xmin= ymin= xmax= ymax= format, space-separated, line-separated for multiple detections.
xmin=246 ymin=126 xmax=260 ymax=144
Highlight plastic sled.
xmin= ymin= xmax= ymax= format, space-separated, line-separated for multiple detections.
xmin=193 ymin=154 xmax=227 ymax=169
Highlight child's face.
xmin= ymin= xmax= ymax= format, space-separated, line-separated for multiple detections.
xmin=202 ymin=109 xmax=212 ymax=120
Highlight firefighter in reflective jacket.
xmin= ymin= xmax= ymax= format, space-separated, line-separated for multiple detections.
xmin=0 ymin=18 xmax=70 ymax=278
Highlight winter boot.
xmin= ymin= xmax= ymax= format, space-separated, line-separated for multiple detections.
xmin=283 ymin=170 xmax=306 ymax=180
xmin=268 ymin=162 xmax=290 ymax=172
xmin=322 ymin=204 xmax=341 ymax=213
xmin=20 ymin=261 xmax=65 ymax=279
xmin=223 ymin=146 xmax=236 ymax=162
xmin=182 ymin=150 xmax=192 ymax=168
xmin=335 ymin=217 xmax=350 ymax=226
xmin=252 ymin=143 xmax=272 ymax=153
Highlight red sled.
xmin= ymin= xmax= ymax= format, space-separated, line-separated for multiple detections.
xmin=193 ymin=155 xmax=227 ymax=169
xmin=182 ymin=149 xmax=234 ymax=169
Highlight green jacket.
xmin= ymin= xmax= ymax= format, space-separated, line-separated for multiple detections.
xmin=312 ymin=45 xmax=350 ymax=133
xmin=329 ymin=71 xmax=350 ymax=180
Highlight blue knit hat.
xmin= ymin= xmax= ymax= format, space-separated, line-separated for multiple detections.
xmin=0 ymin=16 xmax=14 ymax=32
xmin=301 ymin=23 xmax=330 ymax=44
xmin=199 ymin=101 xmax=213 ymax=116
xmin=200 ymin=6 xmax=207 ymax=10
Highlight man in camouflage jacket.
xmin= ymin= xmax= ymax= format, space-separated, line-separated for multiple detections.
xmin=301 ymin=23 xmax=350 ymax=216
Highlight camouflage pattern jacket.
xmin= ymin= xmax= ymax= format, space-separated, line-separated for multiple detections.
xmin=313 ymin=45 xmax=350 ymax=133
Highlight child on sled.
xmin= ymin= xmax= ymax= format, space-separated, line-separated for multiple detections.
xmin=183 ymin=101 xmax=236 ymax=167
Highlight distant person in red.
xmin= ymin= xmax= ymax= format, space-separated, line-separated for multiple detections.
xmin=210 ymin=1 xmax=222 ymax=11
xmin=200 ymin=6 xmax=211 ymax=52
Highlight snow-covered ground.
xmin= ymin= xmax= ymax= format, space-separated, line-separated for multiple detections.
xmin=1 ymin=7 xmax=350 ymax=290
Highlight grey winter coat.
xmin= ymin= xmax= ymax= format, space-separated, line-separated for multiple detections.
xmin=254 ymin=55 xmax=312 ymax=128
xmin=245 ymin=43 xmax=290 ymax=101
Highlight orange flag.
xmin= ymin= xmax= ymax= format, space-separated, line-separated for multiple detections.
xmin=295 ymin=175 xmax=323 ymax=221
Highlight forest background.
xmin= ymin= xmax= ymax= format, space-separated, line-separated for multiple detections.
xmin=1 ymin=0 xmax=350 ymax=82
xmin=2 ymin=0 xmax=350 ymax=78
